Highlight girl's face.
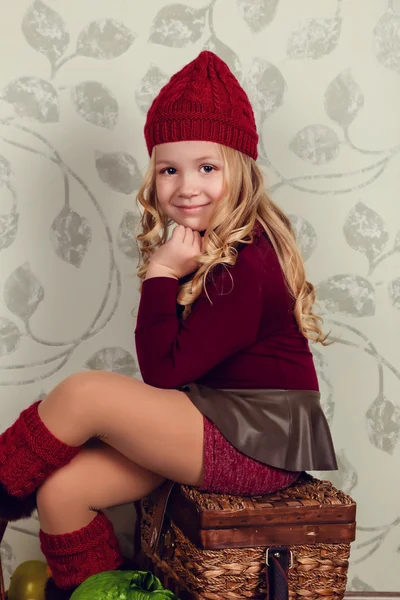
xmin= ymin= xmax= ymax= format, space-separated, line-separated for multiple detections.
xmin=154 ymin=141 xmax=225 ymax=231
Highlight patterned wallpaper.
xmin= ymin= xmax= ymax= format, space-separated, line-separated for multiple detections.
xmin=0 ymin=0 xmax=399 ymax=592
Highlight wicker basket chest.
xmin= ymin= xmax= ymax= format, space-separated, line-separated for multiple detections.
xmin=137 ymin=474 xmax=356 ymax=600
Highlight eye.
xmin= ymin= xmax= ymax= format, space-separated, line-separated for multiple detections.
xmin=200 ymin=165 xmax=215 ymax=173
xmin=161 ymin=167 xmax=177 ymax=175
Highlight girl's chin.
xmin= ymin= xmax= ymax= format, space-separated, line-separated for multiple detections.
xmin=174 ymin=218 xmax=209 ymax=232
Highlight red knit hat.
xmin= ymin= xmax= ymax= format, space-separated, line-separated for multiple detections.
xmin=144 ymin=51 xmax=258 ymax=160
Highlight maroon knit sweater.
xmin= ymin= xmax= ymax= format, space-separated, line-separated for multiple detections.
xmin=135 ymin=228 xmax=319 ymax=391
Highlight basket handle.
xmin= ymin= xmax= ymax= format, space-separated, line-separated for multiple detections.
xmin=266 ymin=546 xmax=291 ymax=600
xmin=149 ymin=480 xmax=175 ymax=553
xmin=146 ymin=481 xmax=175 ymax=554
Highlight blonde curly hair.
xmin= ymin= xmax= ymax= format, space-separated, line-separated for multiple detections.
xmin=136 ymin=144 xmax=328 ymax=344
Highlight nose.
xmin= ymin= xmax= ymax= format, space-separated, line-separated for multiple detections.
xmin=177 ymin=173 xmax=199 ymax=199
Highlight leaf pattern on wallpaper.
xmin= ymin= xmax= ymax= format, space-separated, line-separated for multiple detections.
xmin=344 ymin=202 xmax=389 ymax=264
xmin=0 ymin=156 xmax=18 ymax=252
xmin=117 ymin=210 xmax=140 ymax=261
xmin=366 ymin=394 xmax=400 ymax=455
xmin=310 ymin=347 xmax=334 ymax=427
xmin=22 ymin=0 xmax=70 ymax=63
xmin=271 ymin=160 xmax=388 ymax=194
xmin=388 ymin=277 xmax=400 ymax=310
xmin=0 ymin=77 xmax=59 ymax=122
xmin=287 ymin=17 xmax=341 ymax=59
xmin=0 ymin=317 xmax=21 ymax=356
xmin=71 ymin=81 xmax=118 ymax=129
xmin=325 ymin=69 xmax=365 ymax=127
xmin=348 ymin=577 xmax=375 ymax=592
xmin=394 ymin=230 xmax=400 ymax=250
xmin=289 ymin=214 xmax=317 ymax=262
xmin=373 ymin=11 xmax=400 ymax=74
xmin=0 ymin=211 xmax=19 ymax=252
xmin=327 ymin=449 xmax=358 ymax=495
xmin=135 ymin=64 xmax=169 ymax=114
xmin=317 ymin=274 xmax=376 ymax=317
xmin=4 ymin=263 xmax=44 ymax=321
xmin=243 ymin=58 xmax=286 ymax=126
xmin=77 ymin=19 xmax=136 ymax=59
xmin=50 ymin=207 xmax=92 ymax=268
xmin=237 ymin=0 xmax=279 ymax=33
xmin=95 ymin=151 xmax=142 ymax=194
xmin=289 ymin=125 xmax=340 ymax=164
xmin=85 ymin=347 xmax=138 ymax=376
xmin=0 ymin=155 xmax=15 ymax=190
xmin=149 ymin=4 xmax=207 ymax=47
xmin=0 ymin=539 xmax=15 ymax=577
xmin=203 ymin=36 xmax=242 ymax=80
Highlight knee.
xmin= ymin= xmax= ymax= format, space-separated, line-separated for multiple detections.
xmin=56 ymin=371 xmax=98 ymax=398
xmin=53 ymin=370 xmax=140 ymax=403
xmin=50 ymin=371 xmax=101 ymax=415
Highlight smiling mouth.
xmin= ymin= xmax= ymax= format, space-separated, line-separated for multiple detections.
xmin=176 ymin=204 xmax=210 ymax=212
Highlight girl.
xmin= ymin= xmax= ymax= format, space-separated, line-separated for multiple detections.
xmin=0 ymin=51 xmax=337 ymax=599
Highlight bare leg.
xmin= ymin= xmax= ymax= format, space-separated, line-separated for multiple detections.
xmin=38 ymin=371 xmax=204 ymax=487
xmin=37 ymin=441 xmax=163 ymax=533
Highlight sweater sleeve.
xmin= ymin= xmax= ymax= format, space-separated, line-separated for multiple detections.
xmin=134 ymin=255 xmax=262 ymax=388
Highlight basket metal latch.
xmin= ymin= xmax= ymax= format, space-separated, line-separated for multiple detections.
xmin=266 ymin=547 xmax=293 ymax=569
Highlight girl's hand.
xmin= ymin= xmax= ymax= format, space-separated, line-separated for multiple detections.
xmin=145 ymin=226 xmax=203 ymax=280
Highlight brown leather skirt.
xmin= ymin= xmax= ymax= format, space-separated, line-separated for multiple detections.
xmin=182 ymin=384 xmax=337 ymax=472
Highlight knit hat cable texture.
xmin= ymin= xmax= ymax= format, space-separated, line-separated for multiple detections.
xmin=144 ymin=51 xmax=259 ymax=159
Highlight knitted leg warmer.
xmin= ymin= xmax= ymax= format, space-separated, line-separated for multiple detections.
xmin=40 ymin=512 xmax=123 ymax=592
xmin=0 ymin=401 xmax=79 ymax=520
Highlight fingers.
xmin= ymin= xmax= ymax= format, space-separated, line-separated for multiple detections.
xmin=171 ymin=226 xmax=195 ymax=245
xmin=184 ymin=228 xmax=202 ymax=251
xmin=171 ymin=226 xmax=202 ymax=253
xmin=184 ymin=227 xmax=194 ymax=245
xmin=171 ymin=225 xmax=186 ymax=242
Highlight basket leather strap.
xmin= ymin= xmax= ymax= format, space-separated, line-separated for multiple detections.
xmin=148 ymin=480 xmax=175 ymax=554
xmin=266 ymin=546 xmax=290 ymax=600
